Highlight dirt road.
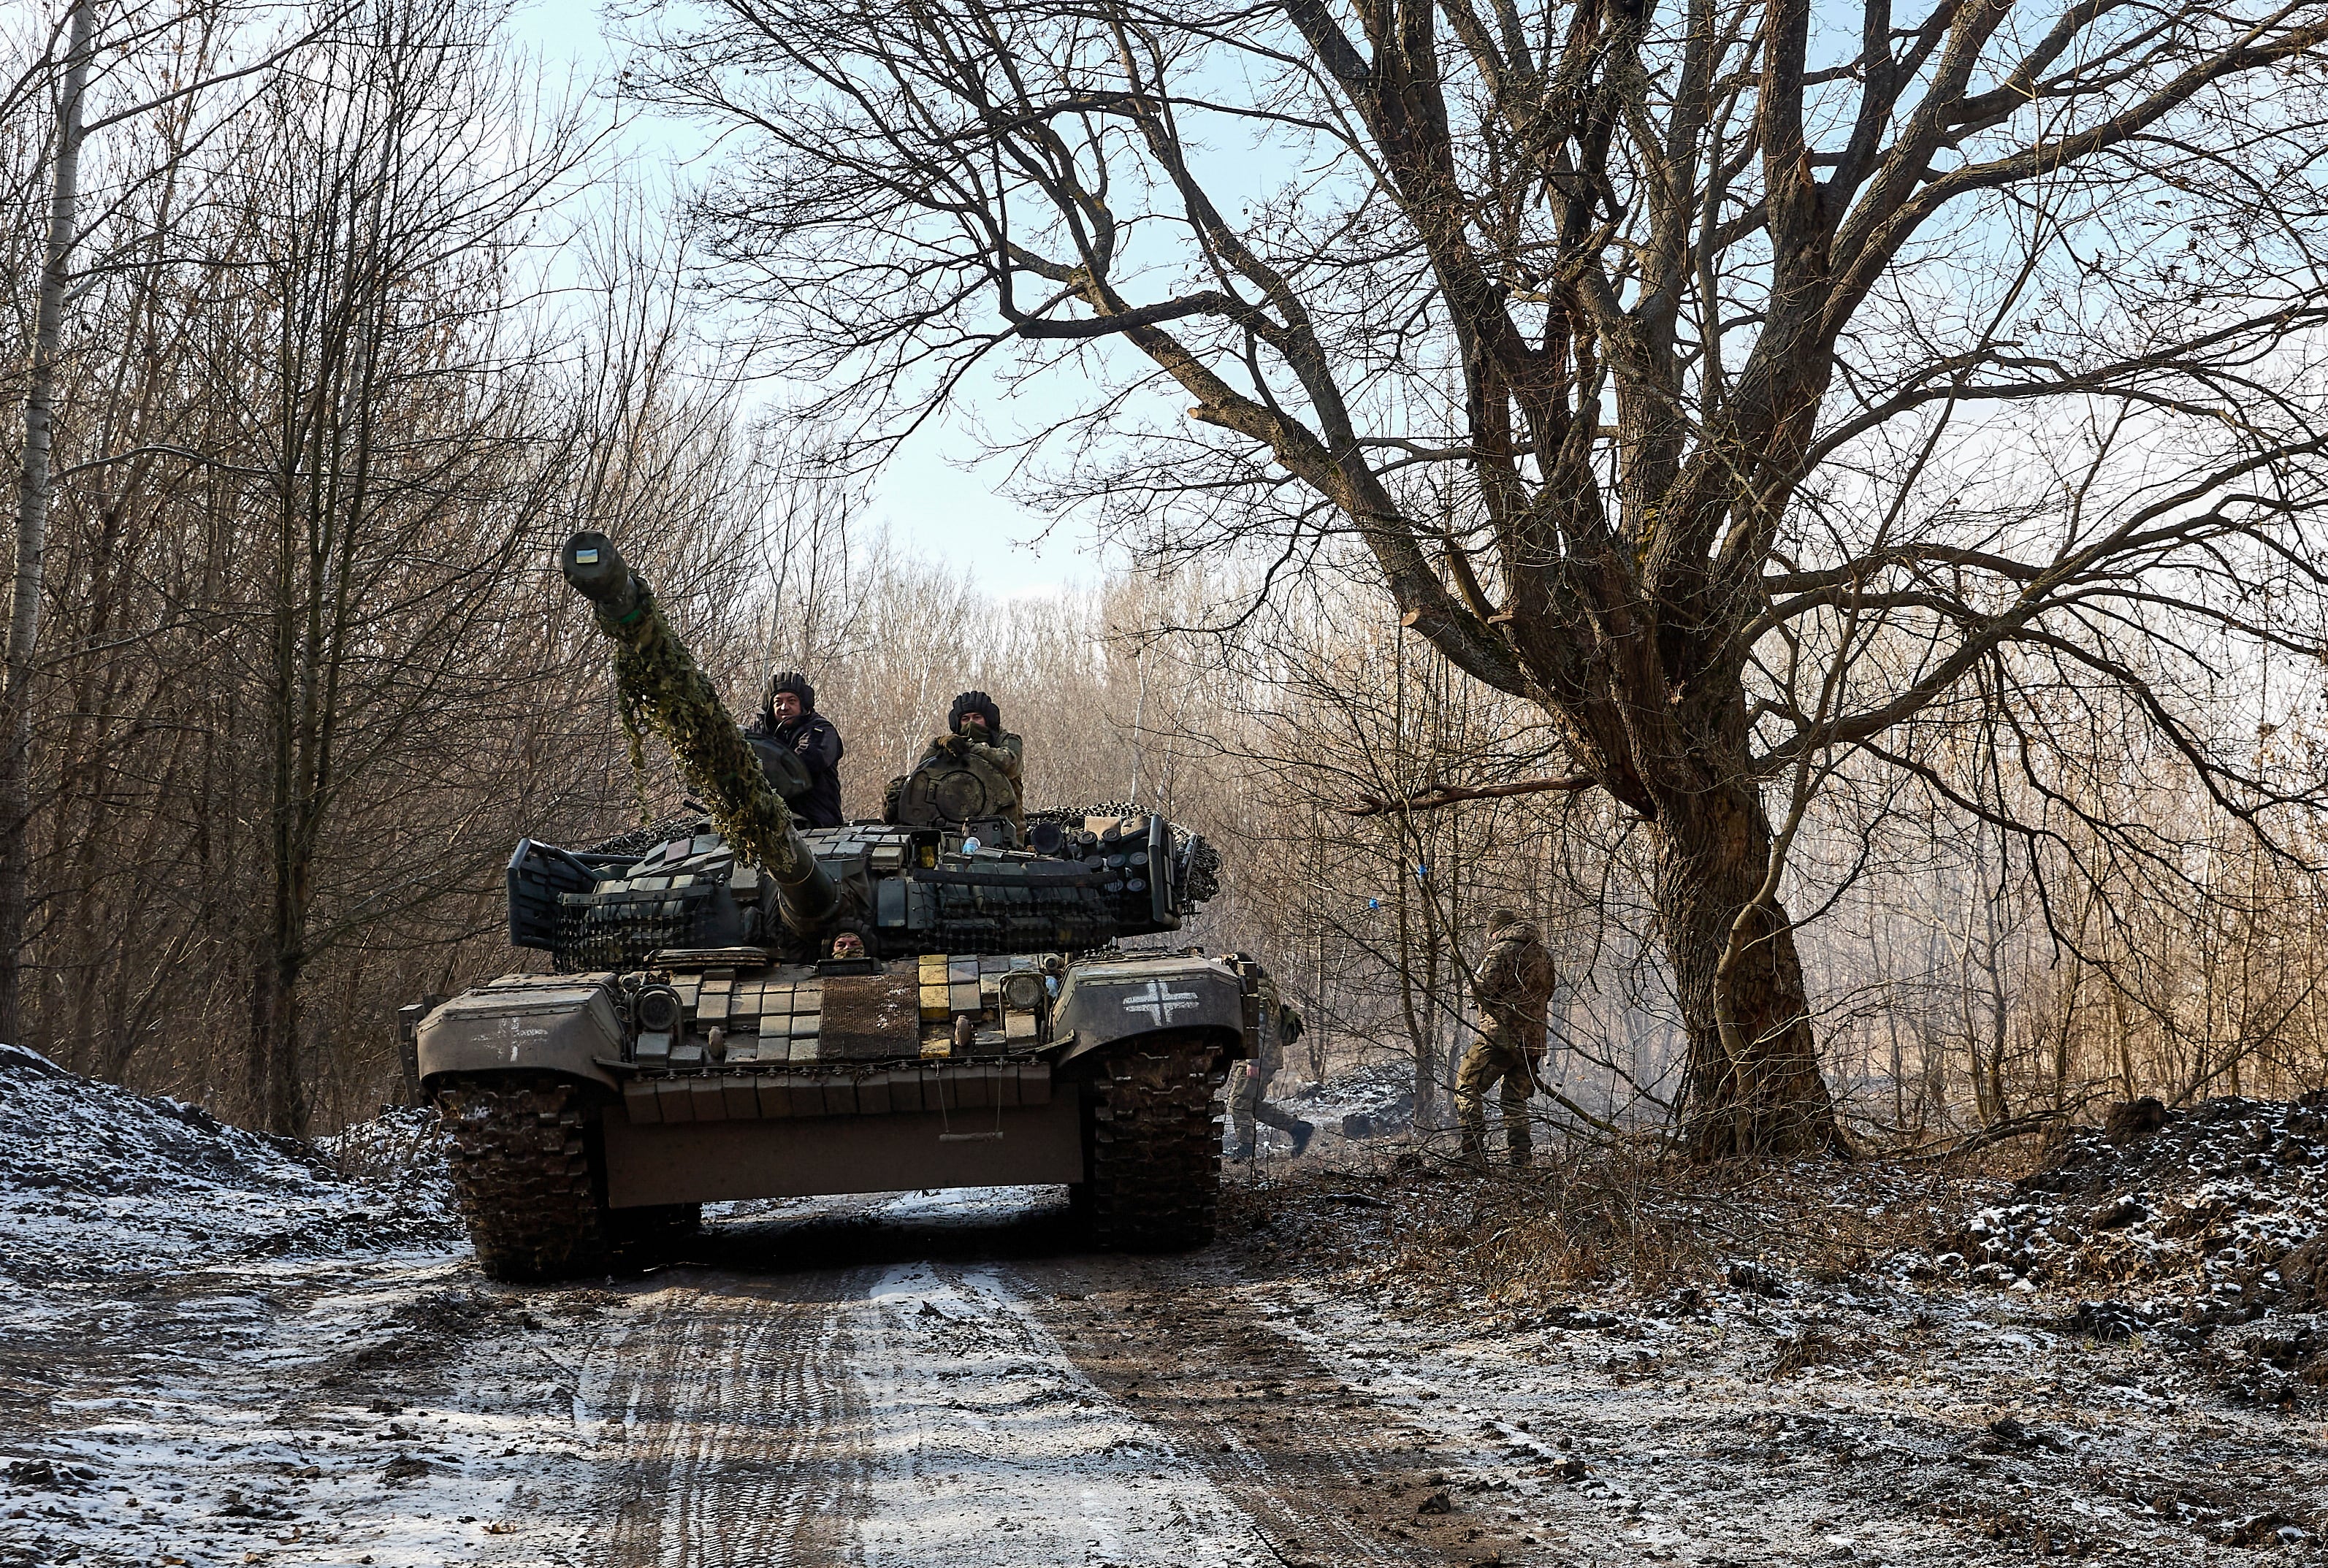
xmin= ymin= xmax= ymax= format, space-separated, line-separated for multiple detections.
xmin=7 ymin=1177 xmax=2326 ymax=1568
xmin=0 ymin=1186 xmax=1509 ymax=1568
xmin=560 ymin=1190 xmax=1491 ymax=1568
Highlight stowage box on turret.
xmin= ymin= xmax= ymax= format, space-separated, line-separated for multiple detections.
xmin=407 ymin=532 xmax=1274 ymax=1280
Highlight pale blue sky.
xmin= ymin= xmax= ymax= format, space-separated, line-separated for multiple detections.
xmin=509 ymin=0 xmax=1105 ymax=597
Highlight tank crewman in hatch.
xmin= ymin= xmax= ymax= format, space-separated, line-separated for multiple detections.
xmin=944 ymin=689 xmax=1023 ymax=824
xmin=891 ymin=689 xmax=1025 ymax=828
xmin=1457 ymin=907 xmax=1557 ymax=1169
xmin=742 ymin=669 xmax=845 ymax=828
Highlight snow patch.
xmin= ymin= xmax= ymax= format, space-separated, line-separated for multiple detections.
xmin=0 ymin=1054 xmax=457 ymax=1291
xmin=850 ymin=1263 xmax=1268 ymax=1565
xmin=1914 ymin=1094 xmax=2328 ymax=1341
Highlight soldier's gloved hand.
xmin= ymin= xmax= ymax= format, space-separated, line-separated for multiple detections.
xmin=944 ymin=733 xmax=969 ymax=758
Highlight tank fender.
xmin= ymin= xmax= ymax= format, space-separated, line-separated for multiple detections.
xmin=416 ymin=972 xmax=624 ymax=1092
xmin=1048 ymin=957 xmax=1253 ymax=1071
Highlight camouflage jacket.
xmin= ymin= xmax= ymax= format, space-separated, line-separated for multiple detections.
xmin=974 ymin=730 xmax=1026 ymax=825
xmin=911 ymin=727 xmax=1025 ymax=825
xmin=1473 ymin=921 xmax=1555 ymax=1052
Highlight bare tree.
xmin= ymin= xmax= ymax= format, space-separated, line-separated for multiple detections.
xmin=0 ymin=0 xmax=93 ymax=1049
xmin=2 ymin=0 xmax=337 ymax=1049
xmin=636 ymin=0 xmax=2328 ymax=1153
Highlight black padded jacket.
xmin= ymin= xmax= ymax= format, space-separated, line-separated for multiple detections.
xmin=743 ymin=711 xmax=846 ymax=828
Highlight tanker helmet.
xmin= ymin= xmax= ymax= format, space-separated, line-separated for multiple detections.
xmin=766 ymin=669 xmax=816 ymax=714
xmin=949 ymin=689 xmax=1001 ymax=735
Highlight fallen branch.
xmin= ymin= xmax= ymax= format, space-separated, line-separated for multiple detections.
xmin=1901 ymin=1106 xmax=2078 ymax=1164
xmin=1342 ymin=773 xmax=1598 ymax=816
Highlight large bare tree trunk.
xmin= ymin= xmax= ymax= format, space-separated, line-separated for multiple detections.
xmin=0 ymin=0 xmax=96 ymax=1047
xmin=651 ymin=0 xmax=2328 ymax=1158
xmin=1655 ymin=781 xmax=1839 ymax=1156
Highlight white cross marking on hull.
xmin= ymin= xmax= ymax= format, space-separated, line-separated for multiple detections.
xmin=1122 ymin=979 xmax=1200 ymax=1026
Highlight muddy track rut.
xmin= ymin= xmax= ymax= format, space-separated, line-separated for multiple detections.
xmin=591 ymin=1270 xmax=877 ymax=1567
xmin=568 ymin=1192 xmax=1520 ymax=1568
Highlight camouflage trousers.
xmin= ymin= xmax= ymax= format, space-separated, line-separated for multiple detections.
xmin=1456 ymin=1031 xmax=1541 ymax=1166
xmin=1226 ymin=1059 xmax=1307 ymax=1155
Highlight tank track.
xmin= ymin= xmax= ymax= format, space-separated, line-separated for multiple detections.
xmin=434 ymin=1076 xmax=609 ymax=1282
xmin=1085 ymin=1042 xmax=1224 ymax=1250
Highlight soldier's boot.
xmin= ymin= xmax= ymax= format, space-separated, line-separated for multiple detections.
xmin=1454 ymin=1044 xmax=1495 ymax=1167
xmin=1258 ymin=1099 xmax=1307 ymax=1156
xmin=1502 ymin=1079 xmax=1533 ymax=1169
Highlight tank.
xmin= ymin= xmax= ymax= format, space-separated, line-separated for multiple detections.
xmin=411 ymin=532 xmax=1275 ymax=1280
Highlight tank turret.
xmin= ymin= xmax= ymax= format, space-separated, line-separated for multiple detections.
xmin=504 ymin=532 xmax=1218 ymax=971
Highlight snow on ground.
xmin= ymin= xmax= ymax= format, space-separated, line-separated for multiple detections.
xmin=1936 ymin=1095 xmax=2328 ymax=1337
xmin=851 ymin=1261 xmax=1267 ymax=1565
xmin=1275 ymin=1059 xmax=1416 ymax=1146
xmin=0 ymin=1047 xmax=595 ymax=1568
xmin=3 ymin=1259 xmax=613 ymax=1568
xmin=9 ymin=1041 xmax=2328 ymax=1567
xmin=1224 ymin=1117 xmax=2328 ymax=1564
xmin=0 ymin=1044 xmax=454 ymax=1291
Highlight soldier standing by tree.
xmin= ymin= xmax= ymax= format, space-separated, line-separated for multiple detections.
xmin=1457 ymin=910 xmax=1556 ymax=1169
xmin=641 ymin=0 xmax=2328 ymax=1160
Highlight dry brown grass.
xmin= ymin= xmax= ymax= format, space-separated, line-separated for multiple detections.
xmin=1223 ymin=1133 xmax=2015 ymax=1312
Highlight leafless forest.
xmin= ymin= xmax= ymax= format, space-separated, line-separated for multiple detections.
xmin=7 ymin=0 xmax=2328 ymax=1146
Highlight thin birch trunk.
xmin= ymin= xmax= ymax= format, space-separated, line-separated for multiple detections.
xmin=0 ymin=0 xmax=98 ymax=1047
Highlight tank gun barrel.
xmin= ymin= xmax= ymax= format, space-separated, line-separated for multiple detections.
xmin=560 ymin=532 xmax=839 ymax=938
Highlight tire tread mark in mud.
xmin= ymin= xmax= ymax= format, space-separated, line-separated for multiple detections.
xmin=592 ymin=1271 xmax=875 ymax=1568
xmin=1026 ymin=1271 xmax=1458 ymax=1565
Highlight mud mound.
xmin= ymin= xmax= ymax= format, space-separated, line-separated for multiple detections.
xmin=1293 ymin=1059 xmax=1415 ymax=1142
xmin=1940 ymin=1093 xmax=2328 ymax=1329
xmin=0 ymin=1044 xmax=459 ymax=1285
xmin=320 ymin=1103 xmax=459 ymax=1220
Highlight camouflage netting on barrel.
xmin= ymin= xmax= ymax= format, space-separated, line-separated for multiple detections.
xmin=559 ymin=532 xmax=839 ymax=943
xmin=591 ymin=586 xmax=808 ymax=884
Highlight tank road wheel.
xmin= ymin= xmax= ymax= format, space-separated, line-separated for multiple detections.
xmin=434 ymin=1076 xmax=609 ymax=1282
xmin=1085 ymin=1041 xmax=1225 ymax=1251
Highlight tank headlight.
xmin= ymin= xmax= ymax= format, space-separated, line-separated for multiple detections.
xmin=635 ymin=984 xmax=683 ymax=1034
xmin=1000 ymin=972 xmax=1045 ymax=1011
